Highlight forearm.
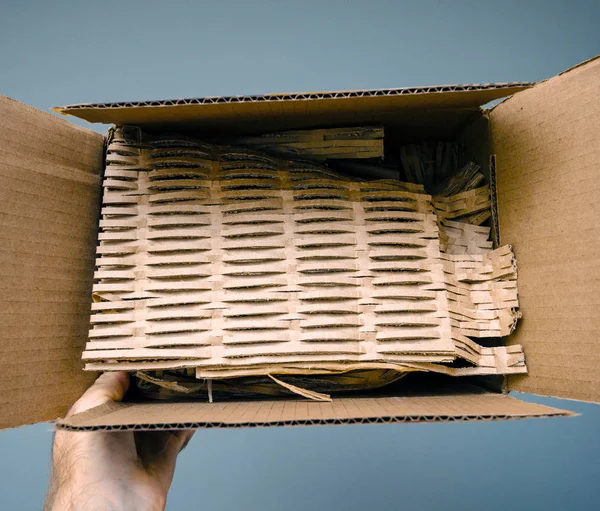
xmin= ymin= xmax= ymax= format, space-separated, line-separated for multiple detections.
xmin=46 ymin=480 xmax=166 ymax=511
xmin=45 ymin=473 xmax=166 ymax=511
xmin=45 ymin=433 xmax=166 ymax=511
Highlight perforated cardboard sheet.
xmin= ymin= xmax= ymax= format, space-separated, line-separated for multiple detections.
xmin=85 ymin=129 xmax=523 ymax=379
xmin=491 ymin=56 xmax=600 ymax=403
xmin=0 ymin=96 xmax=105 ymax=429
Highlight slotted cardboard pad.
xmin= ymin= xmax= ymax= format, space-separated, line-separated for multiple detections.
xmin=86 ymin=129 xmax=523 ymax=377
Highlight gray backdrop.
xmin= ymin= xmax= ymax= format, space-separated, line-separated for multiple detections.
xmin=1 ymin=0 xmax=599 ymax=509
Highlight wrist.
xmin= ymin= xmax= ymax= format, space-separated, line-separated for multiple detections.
xmin=51 ymin=480 xmax=167 ymax=511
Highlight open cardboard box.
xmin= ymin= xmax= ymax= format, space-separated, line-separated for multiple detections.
xmin=1 ymin=56 xmax=598 ymax=431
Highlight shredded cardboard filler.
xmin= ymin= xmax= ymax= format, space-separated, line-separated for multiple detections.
xmin=84 ymin=126 xmax=526 ymax=401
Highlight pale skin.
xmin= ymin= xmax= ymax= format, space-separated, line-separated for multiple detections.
xmin=44 ymin=372 xmax=194 ymax=511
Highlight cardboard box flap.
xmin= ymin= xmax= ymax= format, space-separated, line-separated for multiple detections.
xmin=0 ymin=95 xmax=105 ymax=429
xmin=53 ymin=82 xmax=533 ymax=138
xmin=490 ymin=56 xmax=600 ymax=403
xmin=57 ymin=392 xmax=572 ymax=431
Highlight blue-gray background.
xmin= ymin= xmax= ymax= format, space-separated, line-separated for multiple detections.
xmin=1 ymin=0 xmax=599 ymax=509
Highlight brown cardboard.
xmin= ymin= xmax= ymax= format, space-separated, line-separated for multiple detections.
xmin=54 ymin=83 xmax=532 ymax=139
xmin=85 ymin=130 xmax=523 ymax=380
xmin=2 ymin=64 xmax=595 ymax=430
xmin=0 ymin=96 xmax=105 ymax=429
xmin=490 ymin=56 xmax=600 ymax=403
xmin=57 ymin=377 xmax=573 ymax=431
xmin=229 ymin=126 xmax=384 ymax=160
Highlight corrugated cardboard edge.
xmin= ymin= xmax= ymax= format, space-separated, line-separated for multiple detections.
xmin=56 ymin=395 xmax=574 ymax=431
xmin=489 ymin=54 xmax=600 ymax=113
xmin=557 ymin=53 xmax=600 ymax=76
xmin=3 ymin=95 xmax=101 ymax=137
xmin=55 ymin=82 xmax=535 ymax=113
xmin=488 ymin=153 xmax=501 ymax=248
xmin=56 ymin=414 xmax=574 ymax=431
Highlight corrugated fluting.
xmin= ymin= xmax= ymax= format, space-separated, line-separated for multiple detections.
xmin=57 ymin=391 xmax=573 ymax=431
xmin=52 ymin=83 xmax=533 ymax=138
xmin=84 ymin=127 xmax=525 ymax=378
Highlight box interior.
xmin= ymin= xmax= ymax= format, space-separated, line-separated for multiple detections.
xmin=75 ymin=87 xmax=523 ymax=419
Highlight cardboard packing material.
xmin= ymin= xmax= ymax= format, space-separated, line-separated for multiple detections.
xmin=84 ymin=128 xmax=521 ymax=385
xmin=1 ymin=56 xmax=598 ymax=430
xmin=228 ymin=126 xmax=384 ymax=160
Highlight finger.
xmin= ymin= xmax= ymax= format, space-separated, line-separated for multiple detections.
xmin=67 ymin=372 xmax=130 ymax=416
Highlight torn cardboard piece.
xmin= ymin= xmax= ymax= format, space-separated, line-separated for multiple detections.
xmin=228 ymin=126 xmax=384 ymax=160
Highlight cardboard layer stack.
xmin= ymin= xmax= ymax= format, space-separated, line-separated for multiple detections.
xmin=84 ymin=127 xmax=525 ymax=397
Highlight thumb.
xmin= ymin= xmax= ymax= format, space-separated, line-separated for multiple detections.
xmin=67 ymin=371 xmax=130 ymax=416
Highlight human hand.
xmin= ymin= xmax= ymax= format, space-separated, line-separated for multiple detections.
xmin=45 ymin=372 xmax=194 ymax=511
